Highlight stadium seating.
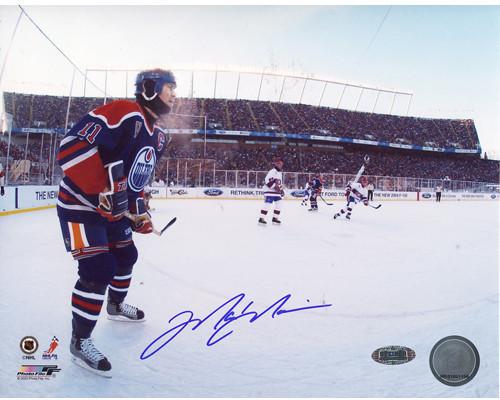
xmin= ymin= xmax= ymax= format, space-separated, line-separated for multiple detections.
xmin=2 ymin=92 xmax=497 ymax=184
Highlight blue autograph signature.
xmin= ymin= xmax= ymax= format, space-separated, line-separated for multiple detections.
xmin=140 ymin=293 xmax=332 ymax=360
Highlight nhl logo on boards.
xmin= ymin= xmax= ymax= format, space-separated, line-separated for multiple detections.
xmin=128 ymin=146 xmax=156 ymax=192
xmin=20 ymin=336 xmax=39 ymax=359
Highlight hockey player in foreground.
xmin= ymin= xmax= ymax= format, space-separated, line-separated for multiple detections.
xmin=56 ymin=69 xmax=176 ymax=377
xmin=333 ymin=176 xmax=369 ymax=220
xmin=258 ymin=158 xmax=285 ymax=225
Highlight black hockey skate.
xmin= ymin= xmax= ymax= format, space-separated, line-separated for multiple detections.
xmin=258 ymin=217 xmax=267 ymax=225
xmin=70 ymin=335 xmax=112 ymax=378
xmin=308 ymin=208 xmax=318 ymax=212
xmin=272 ymin=217 xmax=281 ymax=225
xmin=107 ymin=300 xmax=145 ymax=322
xmin=333 ymin=213 xmax=340 ymax=219
xmin=346 ymin=214 xmax=351 ymax=220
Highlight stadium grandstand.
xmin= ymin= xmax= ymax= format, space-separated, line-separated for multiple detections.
xmin=1 ymin=74 xmax=498 ymax=193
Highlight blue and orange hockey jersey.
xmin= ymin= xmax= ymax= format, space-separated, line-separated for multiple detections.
xmin=57 ymin=100 xmax=169 ymax=223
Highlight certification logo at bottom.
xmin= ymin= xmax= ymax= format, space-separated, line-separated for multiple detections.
xmin=17 ymin=365 xmax=61 ymax=380
xmin=429 ymin=335 xmax=480 ymax=386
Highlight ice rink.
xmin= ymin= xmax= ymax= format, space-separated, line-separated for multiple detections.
xmin=0 ymin=199 xmax=498 ymax=397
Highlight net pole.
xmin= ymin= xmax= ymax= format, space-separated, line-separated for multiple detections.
xmin=166 ymin=158 xmax=169 ymax=186
xmin=372 ymin=90 xmax=381 ymax=113
xmin=389 ymin=92 xmax=397 ymax=114
xmin=355 ymin=88 xmax=364 ymax=111
xmin=337 ymin=85 xmax=347 ymax=108
xmin=5 ymin=116 xmax=12 ymax=185
xmin=176 ymin=160 xmax=179 ymax=186
xmin=235 ymin=72 xmax=241 ymax=99
xmin=24 ymin=96 xmax=34 ymax=183
xmin=318 ymin=81 xmax=327 ymax=107
xmin=203 ymin=115 xmax=207 ymax=159
xmin=184 ymin=161 xmax=187 ymax=187
xmin=406 ymin=94 xmax=413 ymax=116
xmin=52 ymin=67 xmax=75 ymax=184
xmin=39 ymin=133 xmax=44 ymax=184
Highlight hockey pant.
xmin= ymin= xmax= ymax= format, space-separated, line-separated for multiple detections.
xmin=301 ymin=191 xmax=310 ymax=205
xmin=260 ymin=196 xmax=282 ymax=220
xmin=59 ymin=217 xmax=138 ymax=338
xmin=338 ymin=196 xmax=356 ymax=218
xmin=309 ymin=192 xmax=318 ymax=210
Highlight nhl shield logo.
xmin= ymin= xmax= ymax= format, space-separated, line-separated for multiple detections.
xmin=128 ymin=146 xmax=156 ymax=192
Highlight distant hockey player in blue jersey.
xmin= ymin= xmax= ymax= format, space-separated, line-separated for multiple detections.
xmin=333 ymin=176 xmax=369 ymax=220
xmin=56 ymin=69 xmax=176 ymax=377
xmin=308 ymin=175 xmax=323 ymax=212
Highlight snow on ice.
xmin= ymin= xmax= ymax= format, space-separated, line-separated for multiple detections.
xmin=0 ymin=199 xmax=498 ymax=397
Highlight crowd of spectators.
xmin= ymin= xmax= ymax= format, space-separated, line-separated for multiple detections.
xmin=2 ymin=92 xmax=495 ymax=185
xmin=1 ymin=134 xmax=498 ymax=185
xmin=4 ymin=92 xmax=479 ymax=150
xmin=159 ymin=141 xmax=499 ymax=184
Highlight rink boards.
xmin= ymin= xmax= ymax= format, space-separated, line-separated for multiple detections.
xmin=0 ymin=185 xmax=498 ymax=215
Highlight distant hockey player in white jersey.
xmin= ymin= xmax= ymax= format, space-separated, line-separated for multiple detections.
xmin=258 ymin=157 xmax=284 ymax=225
xmin=333 ymin=176 xmax=369 ymax=220
xmin=301 ymin=181 xmax=311 ymax=206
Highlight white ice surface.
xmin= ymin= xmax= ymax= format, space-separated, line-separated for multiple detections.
xmin=0 ymin=199 xmax=498 ymax=397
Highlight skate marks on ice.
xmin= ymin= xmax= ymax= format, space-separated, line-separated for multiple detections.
xmin=140 ymin=292 xmax=332 ymax=359
xmin=332 ymin=293 xmax=498 ymax=319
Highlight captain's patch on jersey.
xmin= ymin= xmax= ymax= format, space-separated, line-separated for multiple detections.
xmin=128 ymin=146 xmax=156 ymax=192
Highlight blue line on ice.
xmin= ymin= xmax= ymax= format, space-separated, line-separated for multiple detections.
xmin=140 ymin=293 xmax=332 ymax=360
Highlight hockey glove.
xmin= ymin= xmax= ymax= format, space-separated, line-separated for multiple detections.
xmin=130 ymin=197 xmax=154 ymax=234
xmin=363 ymin=199 xmax=369 ymax=206
xmin=97 ymin=161 xmax=128 ymax=221
xmin=277 ymin=186 xmax=285 ymax=197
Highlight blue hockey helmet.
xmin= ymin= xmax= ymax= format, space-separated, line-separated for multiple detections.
xmin=135 ymin=69 xmax=176 ymax=99
xmin=135 ymin=69 xmax=176 ymax=116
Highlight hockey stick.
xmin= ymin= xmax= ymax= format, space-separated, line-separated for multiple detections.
xmin=158 ymin=217 xmax=177 ymax=235
xmin=352 ymin=154 xmax=370 ymax=184
xmin=368 ymin=203 xmax=382 ymax=209
xmin=319 ymin=194 xmax=334 ymax=206
xmin=124 ymin=212 xmax=177 ymax=236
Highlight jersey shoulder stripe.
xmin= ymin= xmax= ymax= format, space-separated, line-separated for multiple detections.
xmin=89 ymin=100 xmax=150 ymax=132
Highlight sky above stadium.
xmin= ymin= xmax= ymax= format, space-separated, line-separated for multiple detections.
xmin=0 ymin=4 xmax=499 ymax=158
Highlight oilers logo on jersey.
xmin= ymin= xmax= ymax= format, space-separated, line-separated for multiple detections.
xmin=128 ymin=146 xmax=156 ymax=192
